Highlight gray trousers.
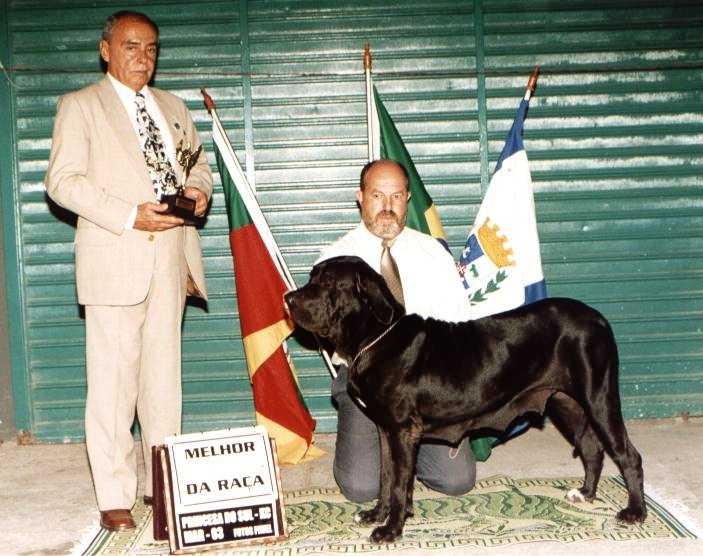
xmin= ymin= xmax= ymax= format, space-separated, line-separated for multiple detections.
xmin=332 ymin=366 xmax=476 ymax=503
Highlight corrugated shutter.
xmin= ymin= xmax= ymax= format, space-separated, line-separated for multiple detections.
xmin=479 ymin=0 xmax=703 ymax=417
xmin=2 ymin=0 xmax=702 ymax=441
xmin=246 ymin=0 xmax=479 ymax=431
xmin=5 ymin=0 xmax=248 ymax=440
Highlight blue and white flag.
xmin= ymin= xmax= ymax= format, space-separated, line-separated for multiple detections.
xmin=459 ymin=99 xmax=546 ymax=318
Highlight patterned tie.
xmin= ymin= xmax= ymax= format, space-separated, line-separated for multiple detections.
xmin=135 ymin=92 xmax=178 ymax=199
xmin=380 ymin=239 xmax=405 ymax=306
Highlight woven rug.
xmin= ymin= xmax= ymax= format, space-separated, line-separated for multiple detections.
xmin=80 ymin=475 xmax=696 ymax=555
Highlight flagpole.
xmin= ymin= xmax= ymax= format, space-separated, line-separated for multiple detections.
xmin=524 ymin=65 xmax=540 ymax=101
xmin=364 ymin=43 xmax=375 ymax=162
xmin=203 ymin=89 xmax=338 ymax=379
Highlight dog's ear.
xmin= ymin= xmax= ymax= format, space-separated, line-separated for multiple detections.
xmin=355 ymin=270 xmax=399 ymax=325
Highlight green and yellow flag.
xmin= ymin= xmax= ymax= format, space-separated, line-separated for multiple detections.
xmin=371 ymin=86 xmax=447 ymax=244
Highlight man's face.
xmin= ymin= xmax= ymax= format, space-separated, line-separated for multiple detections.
xmin=357 ymin=162 xmax=410 ymax=240
xmin=99 ymin=17 xmax=158 ymax=91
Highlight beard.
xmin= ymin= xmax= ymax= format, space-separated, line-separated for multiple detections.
xmin=363 ymin=209 xmax=406 ymax=239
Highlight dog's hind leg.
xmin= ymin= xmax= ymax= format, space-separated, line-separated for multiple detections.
xmin=369 ymin=425 xmax=421 ymax=543
xmin=577 ymin=332 xmax=647 ymax=523
xmin=546 ymin=392 xmax=605 ymax=502
xmin=584 ymin=396 xmax=647 ymax=523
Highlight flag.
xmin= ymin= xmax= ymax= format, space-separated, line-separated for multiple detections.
xmin=459 ymin=97 xmax=546 ymax=461
xmin=370 ymin=85 xmax=448 ymax=244
xmin=213 ymin=134 xmax=322 ymax=465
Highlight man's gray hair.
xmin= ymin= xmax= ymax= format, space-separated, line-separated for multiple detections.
xmin=101 ymin=10 xmax=159 ymax=42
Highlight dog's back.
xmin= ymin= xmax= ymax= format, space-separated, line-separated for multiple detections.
xmin=404 ymin=297 xmax=618 ymax=405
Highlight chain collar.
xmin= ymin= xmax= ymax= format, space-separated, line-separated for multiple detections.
xmin=349 ymin=320 xmax=401 ymax=369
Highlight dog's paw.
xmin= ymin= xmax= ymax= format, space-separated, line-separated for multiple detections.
xmin=566 ymin=488 xmax=587 ymax=503
xmin=617 ymin=506 xmax=647 ymax=524
xmin=370 ymin=524 xmax=402 ymax=543
xmin=355 ymin=507 xmax=386 ymax=525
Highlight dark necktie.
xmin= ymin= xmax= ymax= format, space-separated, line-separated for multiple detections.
xmin=135 ymin=92 xmax=178 ymax=199
xmin=380 ymin=239 xmax=404 ymax=306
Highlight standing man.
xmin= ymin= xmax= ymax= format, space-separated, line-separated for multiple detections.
xmin=318 ymin=159 xmax=477 ymax=503
xmin=44 ymin=11 xmax=212 ymax=531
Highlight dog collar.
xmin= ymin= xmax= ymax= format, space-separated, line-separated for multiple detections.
xmin=350 ymin=320 xmax=401 ymax=369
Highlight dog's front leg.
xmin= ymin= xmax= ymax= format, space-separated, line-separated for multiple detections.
xmin=370 ymin=425 xmax=421 ymax=543
xmin=356 ymin=427 xmax=393 ymax=525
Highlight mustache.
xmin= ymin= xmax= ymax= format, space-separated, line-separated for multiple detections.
xmin=376 ymin=210 xmax=398 ymax=219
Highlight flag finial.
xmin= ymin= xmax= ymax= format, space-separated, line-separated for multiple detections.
xmin=201 ymin=88 xmax=216 ymax=114
xmin=526 ymin=65 xmax=540 ymax=95
xmin=363 ymin=43 xmax=372 ymax=71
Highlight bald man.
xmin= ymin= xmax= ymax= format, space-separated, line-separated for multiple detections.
xmin=318 ymin=160 xmax=477 ymax=502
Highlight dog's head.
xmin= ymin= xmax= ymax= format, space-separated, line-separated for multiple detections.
xmin=284 ymin=256 xmax=405 ymax=358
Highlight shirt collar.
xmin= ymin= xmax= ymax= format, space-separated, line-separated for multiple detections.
xmin=107 ymin=72 xmax=150 ymax=103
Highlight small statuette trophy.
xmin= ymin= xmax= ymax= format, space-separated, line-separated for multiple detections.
xmin=162 ymin=140 xmax=202 ymax=223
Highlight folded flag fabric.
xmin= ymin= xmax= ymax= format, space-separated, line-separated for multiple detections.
xmin=459 ymin=98 xmax=547 ymax=460
xmin=371 ymin=85 xmax=448 ymax=245
xmin=213 ymin=137 xmax=321 ymax=465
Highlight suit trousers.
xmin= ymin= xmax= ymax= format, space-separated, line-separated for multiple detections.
xmin=84 ymin=233 xmax=188 ymax=510
xmin=331 ymin=366 xmax=476 ymax=503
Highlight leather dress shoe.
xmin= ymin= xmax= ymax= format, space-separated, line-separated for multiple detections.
xmin=100 ymin=509 xmax=136 ymax=531
xmin=143 ymin=495 xmax=153 ymax=506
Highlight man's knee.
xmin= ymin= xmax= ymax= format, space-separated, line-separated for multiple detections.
xmin=421 ymin=467 xmax=476 ymax=496
xmin=416 ymin=440 xmax=477 ymax=496
xmin=333 ymin=464 xmax=379 ymax=503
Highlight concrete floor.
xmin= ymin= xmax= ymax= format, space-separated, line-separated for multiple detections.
xmin=1 ymin=417 xmax=702 ymax=556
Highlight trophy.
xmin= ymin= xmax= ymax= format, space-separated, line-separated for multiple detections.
xmin=161 ymin=140 xmax=202 ymax=222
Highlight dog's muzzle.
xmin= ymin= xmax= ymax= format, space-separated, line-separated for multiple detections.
xmin=283 ymin=291 xmax=295 ymax=316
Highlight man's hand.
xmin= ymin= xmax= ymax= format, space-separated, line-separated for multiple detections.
xmin=133 ymin=202 xmax=184 ymax=231
xmin=183 ymin=187 xmax=208 ymax=217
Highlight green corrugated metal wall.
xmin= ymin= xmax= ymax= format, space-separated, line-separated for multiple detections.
xmin=1 ymin=0 xmax=702 ymax=442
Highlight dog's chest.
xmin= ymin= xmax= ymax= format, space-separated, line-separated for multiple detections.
xmin=347 ymin=366 xmax=417 ymax=422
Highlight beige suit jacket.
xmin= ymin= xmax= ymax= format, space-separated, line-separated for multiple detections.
xmin=45 ymin=77 xmax=212 ymax=306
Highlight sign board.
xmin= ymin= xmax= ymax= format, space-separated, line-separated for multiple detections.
xmin=160 ymin=426 xmax=287 ymax=553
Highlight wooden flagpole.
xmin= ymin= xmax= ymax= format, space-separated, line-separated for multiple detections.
xmin=524 ymin=65 xmax=540 ymax=101
xmin=364 ymin=43 xmax=375 ymax=162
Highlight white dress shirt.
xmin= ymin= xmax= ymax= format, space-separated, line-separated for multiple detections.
xmin=318 ymin=222 xmax=474 ymax=323
xmin=107 ymin=73 xmax=177 ymax=229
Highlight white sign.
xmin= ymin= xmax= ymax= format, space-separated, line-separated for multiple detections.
xmin=163 ymin=426 xmax=286 ymax=553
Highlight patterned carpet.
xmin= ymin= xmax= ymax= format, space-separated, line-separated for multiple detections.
xmin=81 ymin=475 xmax=696 ymax=555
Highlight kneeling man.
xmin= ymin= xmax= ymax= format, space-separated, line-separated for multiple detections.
xmin=318 ymin=159 xmax=477 ymax=502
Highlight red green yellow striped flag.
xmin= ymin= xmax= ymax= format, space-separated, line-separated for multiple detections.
xmin=214 ymin=144 xmax=322 ymax=465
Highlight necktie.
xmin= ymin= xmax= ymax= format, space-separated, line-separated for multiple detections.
xmin=380 ymin=239 xmax=405 ymax=306
xmin=135 ymin=92 xmax=178 ymax=199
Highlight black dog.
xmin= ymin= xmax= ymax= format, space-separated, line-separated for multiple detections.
xmin=284 ymin=256 xmax=646 ymax=542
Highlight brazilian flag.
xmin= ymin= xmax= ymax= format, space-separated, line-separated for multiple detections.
xmin=373 ymin=87 xmax=447 ymax=247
